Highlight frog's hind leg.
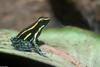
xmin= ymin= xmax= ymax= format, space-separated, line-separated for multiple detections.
xmin=11 ymin=37 xmax=33 ymax=52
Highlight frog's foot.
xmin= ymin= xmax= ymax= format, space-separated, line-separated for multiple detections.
xmin=34 ymin=46 xmax=47 ymax=57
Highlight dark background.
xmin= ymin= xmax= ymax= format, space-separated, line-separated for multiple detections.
xmin=0 ymin=0 xmax=97 ymax=32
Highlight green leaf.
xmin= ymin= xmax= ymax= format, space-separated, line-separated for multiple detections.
xmin=0 ymin=26 xmax=100 ymax=67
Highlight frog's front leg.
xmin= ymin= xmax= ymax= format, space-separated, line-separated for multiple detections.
xmin=11 ymin=37 xmax=33 ymax=51
xmin=32 ymin=40 xmax=46 ymax=57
